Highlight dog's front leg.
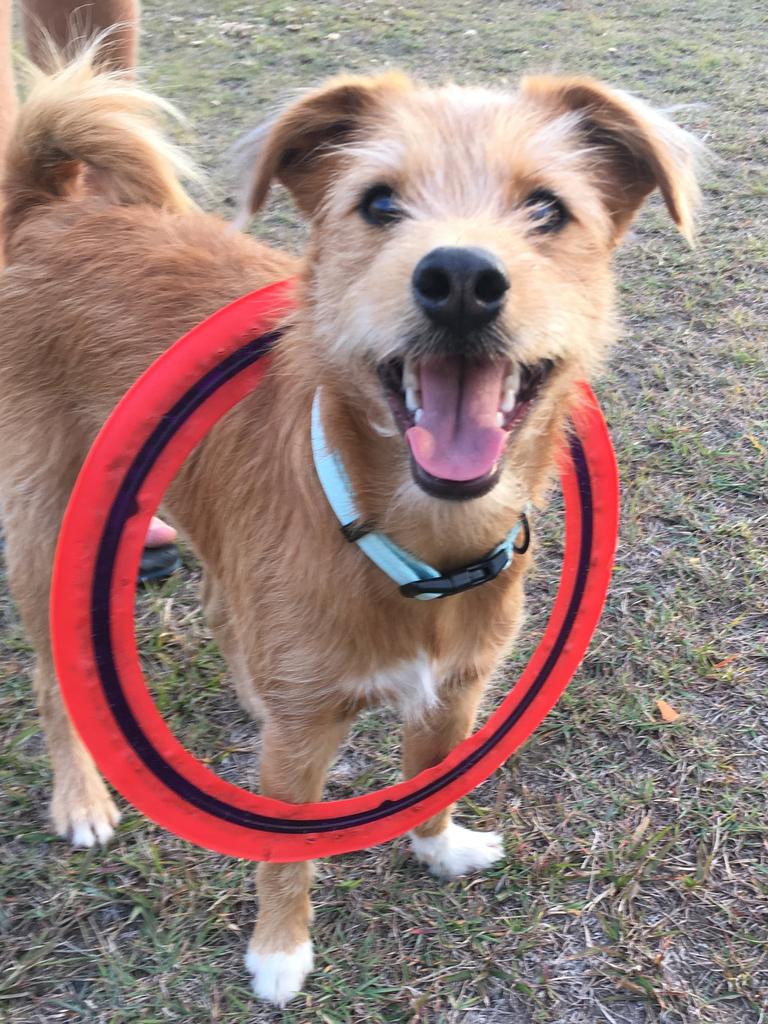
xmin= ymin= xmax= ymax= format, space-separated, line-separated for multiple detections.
xmin=245 ymin=712 xmax=353 ymax=1007
xmin=403 ymin=672 xmax=505 ymax=879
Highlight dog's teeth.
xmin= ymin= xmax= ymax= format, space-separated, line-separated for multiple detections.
xmin=496 ymin=411 xmax=505 ymax=428
xmin=500 ymin=389 xmax=517 ymax=412
xmin=403 ymin=358 xmax=419 ymax=391
xmin=414 ymin=408 xmax=424 ymax=424
xmin=500 ymin=367 xmax=521 ymax=412
xmin=405 ymin=387 xmax=421 ymax=412
xmin=403 ymin=358 xmax=422 ymax=412
xmin=505 ymin=367 xmax=521 ymax=391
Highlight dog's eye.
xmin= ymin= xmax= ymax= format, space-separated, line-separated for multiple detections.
xmin=360 ymin=185 xmax=403 ymax=227
xmin=523 ymin=189 xmax=570 ymax=233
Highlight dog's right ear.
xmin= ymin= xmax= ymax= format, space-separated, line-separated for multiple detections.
xmin=238 ymin=72 xmax=410 ymax=219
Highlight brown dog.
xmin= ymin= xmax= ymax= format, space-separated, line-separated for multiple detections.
xmin=0 ymin=50 xmax=699 ymax=1004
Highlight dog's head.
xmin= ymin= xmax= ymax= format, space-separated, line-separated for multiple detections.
xmin=241 ymin=73 xmax=700 ymax=502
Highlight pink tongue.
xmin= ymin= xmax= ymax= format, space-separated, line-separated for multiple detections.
xmin=405 ymin=356 xmax=508 ymax=482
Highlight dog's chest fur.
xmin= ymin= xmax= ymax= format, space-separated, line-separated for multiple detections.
xmin=344 ymin=654 xmax=440 ymax=721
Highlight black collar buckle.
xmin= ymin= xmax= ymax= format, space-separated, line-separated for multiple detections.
xmin=399 ymin=545 xmax=511 ymax=600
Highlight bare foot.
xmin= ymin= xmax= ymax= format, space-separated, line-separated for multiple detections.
xmin=144 ymin=515 xmax=177 ymax=547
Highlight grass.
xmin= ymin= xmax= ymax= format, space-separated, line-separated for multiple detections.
xmin=1 ymin=0 xmax=766 ymax=1021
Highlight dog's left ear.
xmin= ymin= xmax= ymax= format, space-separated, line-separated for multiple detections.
xmin=520 ymin=75 xmax=702 ymax=243
xmin=238 ymin=72 xmax=410 ymax=219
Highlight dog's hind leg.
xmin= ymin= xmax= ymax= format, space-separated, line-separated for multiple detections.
xmin=3 ymin=492 xmax=120 ymax=848
xmin=245 ymin=710 xmax=354 ymax=1006
xmin=402 ymin=672 xmax=505 ymax=879
xmin=201 ymin=571 xmax=265 ymax=719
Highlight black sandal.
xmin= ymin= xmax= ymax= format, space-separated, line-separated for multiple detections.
xmin=138 ymin=543 xmax=182 ymax=584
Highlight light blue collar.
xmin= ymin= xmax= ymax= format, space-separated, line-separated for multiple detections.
xmin=311 ymin=388 xmax=529 ymax=601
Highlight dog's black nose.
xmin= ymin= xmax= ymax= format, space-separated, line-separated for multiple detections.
xmin=412 ymin=247 xmax=509 ymax=332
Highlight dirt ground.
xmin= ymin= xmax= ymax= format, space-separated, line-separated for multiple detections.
xmin=1 ymin=1 xmax=766 ymax=1022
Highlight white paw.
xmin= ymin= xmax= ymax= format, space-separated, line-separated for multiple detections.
xmin=410 ymin=822 xmax=504 ymax=879
xmin=245 ymin=940 xmax=313 ymax=1006
xmin=69 ymin=813 xmax=120 ymax=848
xmin=53 ymin=799 xmax=121 ymax=848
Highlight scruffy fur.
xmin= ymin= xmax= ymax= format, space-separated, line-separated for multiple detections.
xmin=0 ymin=50 xmax=699 ymax=1005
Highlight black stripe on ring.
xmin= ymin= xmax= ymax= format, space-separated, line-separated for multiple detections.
xmin=92 ymin=331 xmax=593 ymax=833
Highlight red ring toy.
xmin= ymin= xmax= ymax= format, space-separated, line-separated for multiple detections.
xmin=50 ymin=279 xmax=619 ymax=862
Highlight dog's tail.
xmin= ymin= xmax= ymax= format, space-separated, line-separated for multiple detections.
xmin=2 ymin=36 xmax=199 ymax=254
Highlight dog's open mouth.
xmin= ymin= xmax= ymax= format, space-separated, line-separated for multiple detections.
xmin=377 ymin=354 xmax=555 ymax=499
